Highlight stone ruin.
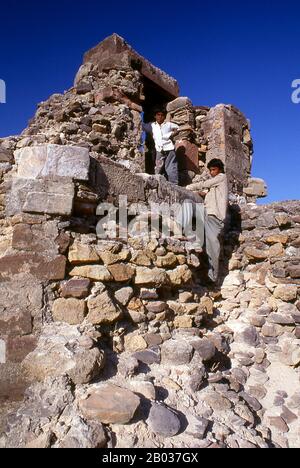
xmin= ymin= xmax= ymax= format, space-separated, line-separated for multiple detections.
xmin=0 ymin=34 xmax=299 ymax=449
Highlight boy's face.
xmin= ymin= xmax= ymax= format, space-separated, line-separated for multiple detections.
xmin=155 ymin=112 xmax=166 ymax=125
xmin=209 ymin=166 xmax=221 ymax=178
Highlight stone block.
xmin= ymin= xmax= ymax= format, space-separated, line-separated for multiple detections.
xmin=52 ymin=298 xmax=87 ymax=325
xmin=244 ymin=178 xmax=268 ymax=198
xmin=79 ymin=383 xmax=140 ymax=425
xmin=61 ymin=279 xmax=91 ymax=299
xmin=167 ymin=97 xmax=193 ymax=113
xmin=176 ymin=140 xmax=199 ymax=174
xmin=7 ymin=177 xmax=75 ymax=217
xmin=15 ymin=145 xmax=90 ymax=181
xmin=0 ymin=253 xmax=67 ymax=281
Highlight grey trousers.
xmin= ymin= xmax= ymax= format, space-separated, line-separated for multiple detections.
xmin=205 ymin=215 xmax=224 ymax=282
xmin=156 ymin=150 xmax=179 ymax=185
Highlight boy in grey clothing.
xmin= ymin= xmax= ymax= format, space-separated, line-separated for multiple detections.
xmin=187 ymin=159 xmax=229 ymax=283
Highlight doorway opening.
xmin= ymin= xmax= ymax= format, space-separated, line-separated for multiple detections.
xmin=141 ymin=77 xmax=176 ymax=175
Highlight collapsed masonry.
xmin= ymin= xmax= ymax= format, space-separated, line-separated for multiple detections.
xmin=0 ymin=35 xmax=299 ymax=449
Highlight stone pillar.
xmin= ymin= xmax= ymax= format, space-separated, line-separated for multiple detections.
xmin=201 ymin=104 xmax=254 ymax=194
xmin=167 ymin=97 xmax=199 ymax=185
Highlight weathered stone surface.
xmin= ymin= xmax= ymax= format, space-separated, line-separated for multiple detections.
xmin=266 ymin=234 xmax=289 ymax=245
xmin=147 ymin=404 xmax=181 ymax=438
xmin=68 ymin=242 xmax=99 ymax=264
xmin=155 ymin=253 xmax=178 ymax=268
xmin=235 ymin=325 xmax=260 ymax=347
xmin=0 ymin=279 xmax=43 ymax=336
xmin=58 ymin=419 xmax=107 ymax=449
xmin=98 ymin=249 xmax=130 ymax=265
xmin=131 ymin=251 xmax=153 ymax=267
xmin=68 ymin=348 xmax=105 ymax=385
xmin=191 ymin=338 xmax=216 ymax=362
xmin=7 ymin=177 xmax=75 ymax=217
xmin=161 ymin=339 xmax=193 ymax=365
xmin=287 ymin=265 xmax=300 ymax=279
xmin=140 ymin=289 xmax=159 ymax=300
xmin=279 ymin=340 xmax=300 ymax=367
xmin=244 ymin=246 xmax=269 ymax=261
xmin=167 ymin=265 xmax=193 ymax=286
xmin=133 ymin=349 xmax=161 ymax=365
xmin=0 ymin=147 xmax=13 ymax=163
xmin=52 ymin=298 xmax=87 ymax=325
xmin=61 ymin=279 xmax=91 ymax=299
xmin=268 ymin=417 xmax=289 ymax=433
xmin=0 ymin=252 xmax=66 ymax=281
xmin=244 ymin=178 xmax=268 ymax=198
xmin=203 ymin=391 xmax=232 ymax=411
xmin=87 ymin=291 xmax=122 ymax=325
xmin=201 ymin=105 xmax=252 ymax=193
xmin=261 ymin=323 xmax=283 ymax=337
xmin=22 ymin=324 xmax=103 ymax=384
xmin=130 ymin=380 xmax=156 ymax=400
xmin=135 ymin=267 xmax=167 ymax=287
xmin=69 ymin=265 xmax=112 ymax=282
xmin=274 ymin=285 xmax=298 ymax=302
xmin=5 ymin=335 xmax=38 ymax=363
xmin=12 ymin=220 xmax=60 ymax=253
xmin=80 ymin=384 xmax=140 ymax=424
xmin=167 ymin=97 xmax=192 ymax=113
xmin=145 ymin=302 xmax=167 ymax=314
xmin=114 ymin=287 xmax=134 ymax=306
xmin=174 ymin=316 xmax=194 ymax=328
xmin=124 ymin=334 xmax=148 ymax=352
xmin=108 ymin=263 xmax=135 ymax=282
xmin=15 ymin=145 xmax=90 ymax=181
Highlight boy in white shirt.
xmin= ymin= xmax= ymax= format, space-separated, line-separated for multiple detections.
xmin=144 ymin=108 xmax=179 ymax=185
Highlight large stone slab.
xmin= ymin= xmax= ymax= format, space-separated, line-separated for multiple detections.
xmin=12 ymin=220 xmax=60 ymax=254
xmin=0 ymin=253 xmax=66 ymax=281
xmin=80 ymin=383 xmax=141 ymax=424
xmin=15 ymin=145 xmax=90 ymax=181
xmin=7 ymin=177 xmax=75 ymax=217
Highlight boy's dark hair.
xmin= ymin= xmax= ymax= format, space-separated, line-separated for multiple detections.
xmin=207 ymin=159 xmax=225 ymax=173
xmin=153 ymin=107 xmax=167 ymax=116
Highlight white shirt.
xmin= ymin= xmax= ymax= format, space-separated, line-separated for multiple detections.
xmin=144 ymin=122 xmax=179 ymax=152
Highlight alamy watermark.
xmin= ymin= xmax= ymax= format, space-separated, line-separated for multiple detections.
xmin=291 ymin=79 xmax=300 ymax=104
xmin=95 ymin=196 xmax=205 ymax=247
xmin=0 ymin=339 xmax=6 ymax=364
xmin=0 ymin=79 xmax=6 ymax=103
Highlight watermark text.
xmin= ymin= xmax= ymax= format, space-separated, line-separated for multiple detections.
xmin=291 ymin=79 xmax=300 ymax=104
xmin=0 ymin=79 xmax=6 ymax=104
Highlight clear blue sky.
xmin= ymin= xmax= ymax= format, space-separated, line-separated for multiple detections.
xmin=0 ymin=0 xmax=299 ymax=203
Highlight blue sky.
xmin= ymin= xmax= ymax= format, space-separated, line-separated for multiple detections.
xmin=0 ymin=0 xmax=299 ymax=203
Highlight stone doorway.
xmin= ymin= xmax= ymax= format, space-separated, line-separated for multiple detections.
xmin=142 ymin=77 xmax=174 ymax=175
